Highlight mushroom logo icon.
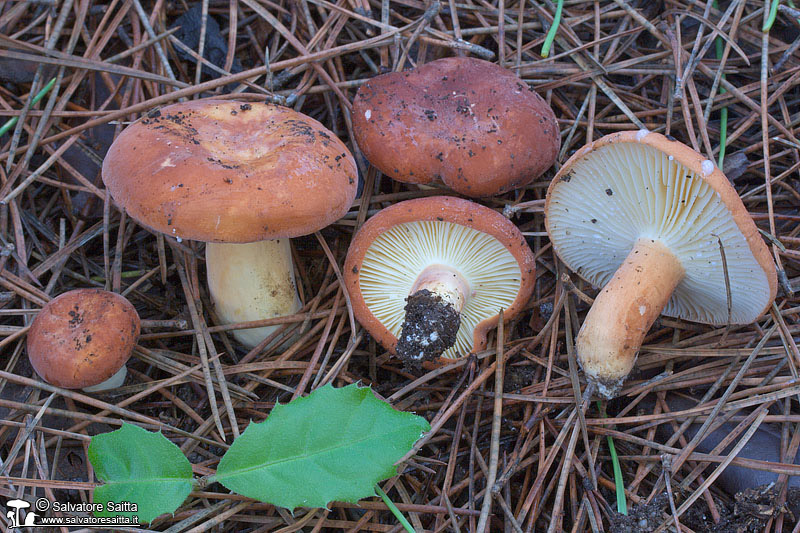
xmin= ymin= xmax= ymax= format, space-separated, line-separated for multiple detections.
xmin=5 ymin=499 xmax=39 ymax=529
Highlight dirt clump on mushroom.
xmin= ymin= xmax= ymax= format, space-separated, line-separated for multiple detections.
xmin=395 ymin=289 xmax=460 ymax=368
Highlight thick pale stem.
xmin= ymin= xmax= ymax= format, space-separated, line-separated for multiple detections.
xmin=82 ymin=366 xmax=127 ymax=393
xmin=396 ymin=265 xmax=471 ymax=364
xmin=206 ymin=240 xmax=302 ymax=348
xmin=409 ymin=264 xmax=471 ymax=312
xmin=576 ymin=239 xmax=684 ymax=398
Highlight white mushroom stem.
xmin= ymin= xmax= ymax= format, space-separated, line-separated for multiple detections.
xmin=82 ymin=366 xmax=127 ymax=393
xmin=409 ymin=264 xmax=471 ymax=311
xmin=206 ymin=239 xmax=302 ymax=348
xmin=576 ymin=238 xmax=685 ymax=398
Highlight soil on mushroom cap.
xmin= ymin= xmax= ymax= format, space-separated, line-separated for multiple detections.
xmin=395 ymin=289 xmax=460 ymax=369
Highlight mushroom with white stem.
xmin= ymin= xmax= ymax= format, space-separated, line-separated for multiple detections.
xmin=344 ymin=196 xmax=536 ymax=365
xmin=545 ymin=131 xmax=777 ymax=398
xmin=27 ymin=289 xmax=140 ymax=392
xmin=102 ymin=99 xmax=357 ymax=348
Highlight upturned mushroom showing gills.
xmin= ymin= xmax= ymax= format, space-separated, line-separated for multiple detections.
xmin=27 ymin=289 xmax=141 ymax=392
xmin=545 ymin=131 xmax=777 ymax=398
xmin=353 ymin=57 xmax=560 ymax=197
xmin=102 ymin=99 xmax=357 ymax=348
xmin=344 ymin=196 xmax=536 ymax=365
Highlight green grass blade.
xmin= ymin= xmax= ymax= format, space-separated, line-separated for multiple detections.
xmin=541 ymin=0 xmax=564 ymax=58
xmin=598 ymin=401 xmax=627 ymax=515
xmin=717 ymin=107 xmax=728 ymax=168
xmin=0 ymin=77 xmax=57 ymax=137
xmin=763 ymin=0 xmax=781 ymax=31
xmin=375 ymin=484 xmax=415 ymax=533
xmin=713 ymin=0 xmax=728 ymax=167
xmin=606 ymin=434 xmax=626 ymax=515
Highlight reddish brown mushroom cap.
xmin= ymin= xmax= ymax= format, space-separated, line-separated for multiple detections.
xmin=27 ymin=289 xmax=140 ymax=389
xmin=344 ymin=196 xmax=536 ymax=361
xmin=353 ymin=57 xmax=560 ymax=197
xmin=102 ymin=99 xmax=357 ymax=243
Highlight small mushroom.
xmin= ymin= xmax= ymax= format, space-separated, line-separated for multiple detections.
xmin=102 ymin=99 xmax=357 ymax=348
xmin=27 ymin=289 xmax=140 ymax=391
xmin=545 ymin=131 xmax=777 ymax=397
xmin=353 ymin=57 xmax=560 ymax=197
xmin=344 ymin=196 xmax=536 ymax=364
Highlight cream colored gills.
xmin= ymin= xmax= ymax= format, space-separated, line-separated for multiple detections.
xmin=547 ymin=142 xmax=770 ymax=325
xmin=206 ymin=239 xmax=302 ymax=348
xmin=358 ymin=220 xmax=522 ymax=359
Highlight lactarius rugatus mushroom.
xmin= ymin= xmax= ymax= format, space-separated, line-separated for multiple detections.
xmin=352 ymin=57 xmax=560 ymax=197
xmin=344 ymin=196 xmax=536 ymax=365
xmin=545 ymin=131 xmax=777 ymax=397
xmin=102 ymin=99 xmax=357 ymax=348
xmin=27 ymin=289 xmax=140 ymax=392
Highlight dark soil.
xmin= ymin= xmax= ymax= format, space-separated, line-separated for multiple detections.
xmin=682 ymin=485 xmax=799 ymax=533
xmin=609 ymin=493 xmax=669 ymax=533
xmin=504 ymin=364 xmax=537 ymax=392
xmin=609 ymin=486 xmax=798 ymax=532
xmin=395 ymin=289 xmax=460 ymax=368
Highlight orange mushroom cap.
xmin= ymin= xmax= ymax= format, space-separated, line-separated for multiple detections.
xmin=344 ymin=196 xmax=536 ymax=362
xmin=353 ymin=57 xmax=560 ymax=197
xmin=102 ymin=99 xmax=358 ymax=243
xmin=27 ymin=289 xmax=141 ymax=389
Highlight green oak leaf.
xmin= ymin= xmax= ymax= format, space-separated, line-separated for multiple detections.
xmin=213 ymin=383 xmax=430 ymax=510
xmin=88 ymin=423 xmax=193 ymax=523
